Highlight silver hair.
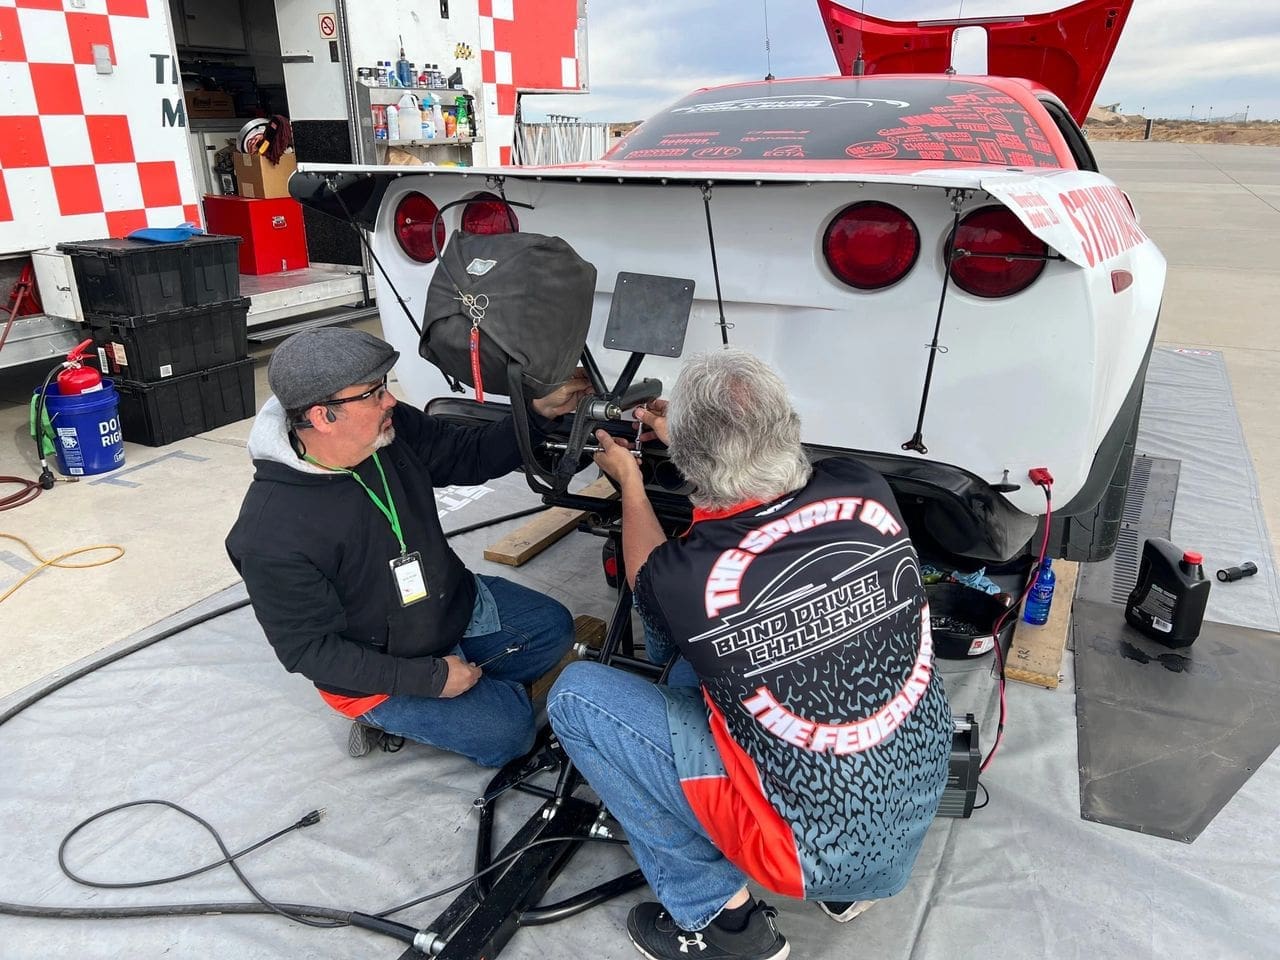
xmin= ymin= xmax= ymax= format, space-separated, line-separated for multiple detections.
xmin=667 ymin=349 xmax=812 ymax=511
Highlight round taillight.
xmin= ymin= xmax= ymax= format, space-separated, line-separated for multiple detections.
xmin=462 ymin=192 xmax=518 ymax=234
xmin=394 ymin=192 xmax=446 ymax=263
xmin=948 ymin=207 xmax=1047 ymax=298
xmin=822 ymin=201 xmax=920 ymax=290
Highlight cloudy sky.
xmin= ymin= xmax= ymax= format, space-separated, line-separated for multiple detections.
xmin=526 ymin=0 xmax=1280 ymax=122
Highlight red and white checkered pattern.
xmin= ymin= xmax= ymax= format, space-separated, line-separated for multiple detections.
xmin=477 ymin=0 xmax=582 ymax=166
xmin=0 ymin=0 xmax=201 ymax=254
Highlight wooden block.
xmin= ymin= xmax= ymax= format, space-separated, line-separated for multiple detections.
xmin=483 ymin=475 xmax=617 ymax=567
xmin=531 ymin=614 xmax=607 ymax=701
xmin=1005 ymin=560 xmax=1079 ymax=689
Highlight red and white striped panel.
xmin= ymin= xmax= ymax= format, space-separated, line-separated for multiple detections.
xmin=0 ymin=0 xmax=201 ymax=254
xmin=477 ymin=0 xmax=581 ymax=166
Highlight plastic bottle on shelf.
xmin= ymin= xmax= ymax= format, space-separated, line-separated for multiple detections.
xmin=430 ymin=94 xmax=445 ymax=140
xmin=386 ymin=103 xmax=400 ymax=142
xmin=1022 ymin=558 xmax=1056 ymax=625
xmin=420 ymin=103 xmax=436 ymax=140
xmin=463 ymin=94 xmax=477 ymax=138
xmin=396 ymin=39 xmax=412 ymax=88
xmin=377 ymin=61 xmax=389 ymax=86
xmin=454 ymin=96 xmax=469 ymax=138
xmin=443 ymin=108 xmax=457 ymax=139
xmin=430 ymin=64 xmax=443 ymax=88
xmin=372 ymin=104 xmax=388 ymax=140
xmin=448 ymin=66 xmax=463 ymax=89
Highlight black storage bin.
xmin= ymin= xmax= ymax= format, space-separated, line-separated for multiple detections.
xmin=59 ymin=236 xmax=241 ymax=317
xmin=87 ymin=298 xmax=249 ymax=383
xmin=116 ymin=358 xmax=256 ymax=446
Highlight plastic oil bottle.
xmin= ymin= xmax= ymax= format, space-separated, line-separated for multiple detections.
xmin=1125 ymin=538 xmax=1211 ymax=647
xmin=1023 ymin=558 xmax=1056 ymax=625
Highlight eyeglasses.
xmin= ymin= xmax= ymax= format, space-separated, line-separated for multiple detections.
xmin=324 ymin=376 xmax=389 ymax=408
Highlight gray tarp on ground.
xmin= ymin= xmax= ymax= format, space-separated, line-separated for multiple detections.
xmin=1135 ymin=348 xmax=1280 ymax=632
xmin=2 ymin=348 xmax=1278 ymax=959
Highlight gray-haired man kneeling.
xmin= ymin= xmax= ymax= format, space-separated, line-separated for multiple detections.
xmin=548 ymin=349 xmax=951 ymax=960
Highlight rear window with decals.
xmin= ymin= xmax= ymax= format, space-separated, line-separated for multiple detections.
xmin=610 ymin=78 xmax=1062 ymax=168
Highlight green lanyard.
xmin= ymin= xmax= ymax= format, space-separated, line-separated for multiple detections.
xmin=306 ymin=451 xmax=407 ymax=555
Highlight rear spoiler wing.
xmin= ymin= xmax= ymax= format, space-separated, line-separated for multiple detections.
xmin=291 ymin=162 xmax=1138 ymax=269
xmin=816 ymin=0 xmax=1133 ymax=123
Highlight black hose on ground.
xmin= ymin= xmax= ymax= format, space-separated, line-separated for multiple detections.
xmin=0 ymin=500 xmax=559 ymax=941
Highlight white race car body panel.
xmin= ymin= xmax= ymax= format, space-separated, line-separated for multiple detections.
xmin=298 ymin=159 xmax=1164 ymax=518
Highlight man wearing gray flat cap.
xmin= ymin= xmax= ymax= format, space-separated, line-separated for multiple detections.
xmin=226 ymin=327 xmax=591 ymax=766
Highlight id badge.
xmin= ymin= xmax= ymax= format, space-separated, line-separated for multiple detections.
xmin=390 ymin=552 xmax=429 ymax=606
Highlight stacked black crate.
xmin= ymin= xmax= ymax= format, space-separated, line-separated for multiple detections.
xmin=59 ymin=236 xmax=255 ymax=446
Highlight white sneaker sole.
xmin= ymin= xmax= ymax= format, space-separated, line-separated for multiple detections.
xmin=818 ymin=898 xmax=876 ymax=923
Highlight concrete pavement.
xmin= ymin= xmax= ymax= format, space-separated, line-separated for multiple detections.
xmin=1098 ymin=142 xmax=1280 ymax=562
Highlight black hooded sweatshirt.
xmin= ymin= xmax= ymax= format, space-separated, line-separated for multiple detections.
xmin=225 ymin=397 xmax=545 ymax=699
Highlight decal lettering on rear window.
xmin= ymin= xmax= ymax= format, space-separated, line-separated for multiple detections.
xmin=613 ymin=79 xmax=1061 ymax=168
xmin=865 ymin=91 xmax=1057 ymax=166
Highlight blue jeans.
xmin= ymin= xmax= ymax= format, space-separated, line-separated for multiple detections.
xmin=547 ymin=659 xmax=749 ymax=931
xmin=361 ymin=576 xmax=573 ymax=767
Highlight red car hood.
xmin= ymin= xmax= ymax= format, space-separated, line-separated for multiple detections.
xmin=816 ymin=0 xmax=1132 ymax=123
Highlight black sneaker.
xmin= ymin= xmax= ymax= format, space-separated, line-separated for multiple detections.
xmin=626 ymin=900 xmax=788 ymax=960
xmin=347 ymin=721 xmax=404 ymax=757
xmin=815 ymin=899 xmax=876 ymax=923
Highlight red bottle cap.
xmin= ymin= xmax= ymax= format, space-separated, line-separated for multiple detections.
xmin=1183 ymin=551 xmax=1203 ymax=565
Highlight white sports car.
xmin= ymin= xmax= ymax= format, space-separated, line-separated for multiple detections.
xmin=293 ymin=0 xmax=1163 ymax=567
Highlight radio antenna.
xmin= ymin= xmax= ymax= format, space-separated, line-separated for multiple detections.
xmin=762 ymin=0 xmax=774 ymax=80
xmin=851 ymin=0 xmax=869 ymax=74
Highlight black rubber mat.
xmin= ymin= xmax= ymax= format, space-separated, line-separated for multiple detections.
xmin=1074 ymin=455 xmax=1180 ymax=609
xmin=1073 ymin=599 xmax=1280 ymax=841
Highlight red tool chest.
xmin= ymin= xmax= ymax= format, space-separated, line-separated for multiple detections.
xmin=202 ymin=195 xmax=310 ymax=275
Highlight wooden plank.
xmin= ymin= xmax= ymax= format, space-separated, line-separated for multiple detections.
xmin=531 ymin=615 xmax=606 ymax=701
xmin=483 ymin=476 xmax=617 ymax=567
xmin=1005 ymin=560 xmax=1079 ymax=689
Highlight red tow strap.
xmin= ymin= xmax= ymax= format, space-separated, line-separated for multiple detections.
xmin=469 ymin=326 xmax=485 ymax=403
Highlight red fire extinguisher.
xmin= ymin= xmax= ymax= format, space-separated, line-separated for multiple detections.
xmin=57 ymin=339 xmax=103 ymax=396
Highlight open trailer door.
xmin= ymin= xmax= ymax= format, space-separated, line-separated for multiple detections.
xmin=816 ymin=0 xmax=1133 ymax=123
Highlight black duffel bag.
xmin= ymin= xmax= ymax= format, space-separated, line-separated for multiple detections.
xmin=420 ymin=201 xmax=597 ymax=491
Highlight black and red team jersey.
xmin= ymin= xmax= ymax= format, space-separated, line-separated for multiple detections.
xmin=634 ymin=456 xmax=952 ymax=901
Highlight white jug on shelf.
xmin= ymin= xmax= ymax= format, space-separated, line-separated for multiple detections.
xmin=397 ymin=91 xmax=420 ymax=118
